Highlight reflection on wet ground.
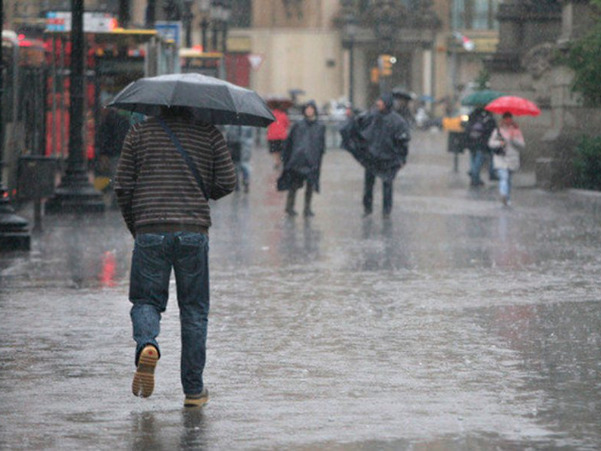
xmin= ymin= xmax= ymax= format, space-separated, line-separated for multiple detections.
xmin=1 ymin=131 xmax=601 ymax=449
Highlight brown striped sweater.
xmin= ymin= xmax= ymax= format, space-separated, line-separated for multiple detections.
xmin=114 ymin=116 xmax=236 ymax=237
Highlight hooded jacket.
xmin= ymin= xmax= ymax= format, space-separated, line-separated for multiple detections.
xmin=341 ymin=94 xmax=410 ymax=182
xmin=465 ymin=107 xmax=496 ymax=149
xmin=277 ymin=101 xmax=326 ymax=192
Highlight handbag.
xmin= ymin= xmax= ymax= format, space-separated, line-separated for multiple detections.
xmin=157 ymin=117 xmax=209 ymax=200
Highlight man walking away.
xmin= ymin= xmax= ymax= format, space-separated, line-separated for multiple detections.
xmin=465 ymin=106 xmax=496 ymax=187
xmin=362 ymin=94 xmax=410 ymax=218
xmin=115 ymin=106 xmax=236 ymax=408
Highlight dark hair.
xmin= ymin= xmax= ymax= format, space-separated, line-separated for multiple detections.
xmin=502 ymin=112 xmax=513 ymax=119
xmin=303 ymin=100 xmax=318 ymax=117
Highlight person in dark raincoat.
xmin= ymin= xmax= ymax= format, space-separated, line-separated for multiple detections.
xmin=465 ymin=106 xmax=496 ymax=187
xmin=341 ymin=94 xmax=410 ymax=218
xmin=277 ymin=101 xmax=326 ymax=217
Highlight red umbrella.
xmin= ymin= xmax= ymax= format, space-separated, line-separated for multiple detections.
xmin=485 ymin=95 xmax=541 ymax=116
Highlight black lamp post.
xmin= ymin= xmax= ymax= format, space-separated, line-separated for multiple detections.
xmin=209 ymin=0 xmax=232 ymax=53
xmin=183 ymin=0 xmax=194 ymax=48
xmin=341 ymin=0 xmax=358 ymax=106
xmin=372 ymin=0 xmax=398 ymax=55
xmin=371 ymin=0 xmax=400 ymax=94
xmin=198 ymin=0 xmax=210 ymax=51
xmin=46 ymin=0 xmax=105 ymax=213
xmin=0 ymin=0 xmax=31 ymax=250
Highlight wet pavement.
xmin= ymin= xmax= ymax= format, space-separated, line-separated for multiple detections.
xmin=1 ymin=130 xmax=601 ymax=450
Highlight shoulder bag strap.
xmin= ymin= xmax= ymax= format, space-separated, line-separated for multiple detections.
xmin=157 ymin=117 xmax=209 ymax=200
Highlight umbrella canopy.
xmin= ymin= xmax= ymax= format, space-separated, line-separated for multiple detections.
xmin=485 ymin=95 xmax=541 ymax=117
xmin=392 ymin=87 xmax=415 ymax=101
xmin=461 ymin=89 xmax=506 ymax=107
xmin=108 ymin=73 xmax=275 ymax=127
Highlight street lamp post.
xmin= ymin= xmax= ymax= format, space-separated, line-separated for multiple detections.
xmin=0 ymin=0 xmax=31 ymax=250
xmin=183 ymin=0 xmax=194 ymax=48
xmin=342 ymin=7 xmax=358 ymax=106
xmin=46 ymin=0 xmax=105 ymax=213
xmin=208 ymin=0 xmax=231 ymax=52
xmin=372 ymin=0 xmax=399 ymax=95
xmin=198 ymin=0 xmax=210 ymax=50
xmin=206 ymin=0 xmax=231 ymax=80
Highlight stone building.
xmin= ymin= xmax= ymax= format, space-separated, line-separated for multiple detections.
xmin=486 ymin=0 xmax=599 ymax=184
xmin=4 ymin=0 xmax=500 ymax=112
xmin=225 ymin=0 xmax=500 ymax=111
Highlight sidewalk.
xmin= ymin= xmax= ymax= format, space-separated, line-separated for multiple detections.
xmin=2 ymin=130 xmax=601 ymax=450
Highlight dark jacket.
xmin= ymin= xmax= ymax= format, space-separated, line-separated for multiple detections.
xmin=341 ymin=104 xmax=410 ymax=182
xmin=277 ymin=105 xmax=326 ymax=192
xmin=465 ymin=107 xmax=496 ymax=150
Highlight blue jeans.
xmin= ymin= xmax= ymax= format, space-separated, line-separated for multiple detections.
xmin=497 ymin=168 xmax=512 ymax=200
xmin=129 ymin=232 xmax=209 ymax=396
xmin=469 ymin=148 xmax=484 ymax=185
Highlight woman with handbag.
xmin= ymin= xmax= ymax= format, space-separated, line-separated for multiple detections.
xmin=488 ymin=112 xmax=525 ymax=207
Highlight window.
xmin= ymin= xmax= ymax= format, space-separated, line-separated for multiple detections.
xmin=230 ymin=0 xmax=252 ymax=28
xmin=452 ymin=0 xmax=499 ymax=30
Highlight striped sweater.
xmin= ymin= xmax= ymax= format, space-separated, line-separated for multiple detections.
xmin=114 ymin=116 xmax=236 ymax=236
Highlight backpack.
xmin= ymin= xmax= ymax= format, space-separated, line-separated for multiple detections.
xmin=467 ymin=118 xmax=486 ymax=141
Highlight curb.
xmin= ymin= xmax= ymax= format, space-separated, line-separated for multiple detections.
xmin=565 ymin=188 xmax=601 ymax=214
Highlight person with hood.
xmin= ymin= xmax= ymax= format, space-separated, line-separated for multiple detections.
xmin=266 ymin=103 xmax=290 ymax=170
xmin=465 ymin=106 xmax=496 ymax=187
xmin=277 ymin=101 xmax=326 ymax=217
xmin=488 ymin=112 xmax=525 ymax=206
xmin=351 ymin=94 xmax=410 ymax=218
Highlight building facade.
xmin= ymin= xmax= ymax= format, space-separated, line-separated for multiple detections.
xmin=3 ymin=0 xmax=500 ymax=112
xmin=225 ymin=0 xmax=500 ymax=111
xmin=486 ymin=0 xmax=600 ymax=184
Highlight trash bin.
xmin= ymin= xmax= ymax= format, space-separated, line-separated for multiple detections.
xmin=17 ymin=156 xmax=58 ymax=200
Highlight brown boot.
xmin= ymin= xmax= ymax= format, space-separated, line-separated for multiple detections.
xmin=132 ymin=345 xmax=159 ymax=398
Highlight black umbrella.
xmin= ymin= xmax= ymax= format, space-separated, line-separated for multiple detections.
xmin=392 ymin=87 xmax=415 ymax=101
xmin=108 ymin=73 xmax=275 ymax=127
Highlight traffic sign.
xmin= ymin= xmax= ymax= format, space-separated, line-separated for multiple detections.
xmin=46 ymin=11 xmax=117 ymax=33
xmin=156 ymin=21 xmax=182 ymax=46
xmin=248 ymin=53 xmax=264 ymax=70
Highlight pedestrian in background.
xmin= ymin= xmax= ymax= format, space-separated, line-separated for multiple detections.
xmin=114 ymin=106 xmax=236 ymax=408
xmin=361 ymin=94 xmax=410 ymax=218
xmin=225 ymin=125 xmax=254 ymax=193
xmin=266 ymin=103 xmax=290 ymax=170
xmin=277 ymin=101 xmax=325 ymax=217
xmin=465 ymin=106 xmax=496 ymax=187
xmin=95 ymin=108 xmax=132 ymax=208
xmin=488 ymin=112 xmax=524 ymax=206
